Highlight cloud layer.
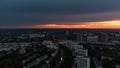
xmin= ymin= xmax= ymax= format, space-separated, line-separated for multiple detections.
xmin=0 ymin=0 xmax=120 ymax=28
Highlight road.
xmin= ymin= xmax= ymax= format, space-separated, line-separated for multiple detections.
xmin=58 ymin=45 xmax=74 ymax=68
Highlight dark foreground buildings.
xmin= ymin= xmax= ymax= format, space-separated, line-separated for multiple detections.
xmin=0 ymin=29 xmax=120 ymax=68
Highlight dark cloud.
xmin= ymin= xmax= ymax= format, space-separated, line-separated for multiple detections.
xmin=0 ymin=0 xmax=120 ymax=27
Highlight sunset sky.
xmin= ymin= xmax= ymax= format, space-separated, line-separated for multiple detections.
xmin=0 ymin=0 xmax=120 ymax=29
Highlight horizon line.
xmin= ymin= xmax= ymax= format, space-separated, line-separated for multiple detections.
xmin=0 ymin=28 xmax=120 ymax=30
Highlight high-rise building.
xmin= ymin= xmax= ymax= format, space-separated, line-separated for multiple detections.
xmin=76 ymin=49 xmax=88 ymax=56
xmin=72 ymin=44 xmax=90 ymax=68
xmin=77 ymin=33 xmax=83 ymax=42
xmin=76 ymin=56 xmax=90 ymax=68
xmin=99 ymin=33 xmax=108 ymax=42
xmin=87 ymin=35 xmax=98 ymax=42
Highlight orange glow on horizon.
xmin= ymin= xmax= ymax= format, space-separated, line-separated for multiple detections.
xmin=21 ymin=20 xmax=120 ymax=29
xmin=0 ymin=20 xmax=120 ymax=29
